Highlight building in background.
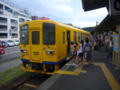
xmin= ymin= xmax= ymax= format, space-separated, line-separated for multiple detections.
xmin=39 ymin=17 xmax=50 ymax=20
xmin=0 ymin=0 xmax=31 ymax=40
xmin=31 ymin=16 xmax=38 ymax=20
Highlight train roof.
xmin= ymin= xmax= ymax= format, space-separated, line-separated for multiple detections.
xmin=20 ymin=20 xmax=90 ymax=34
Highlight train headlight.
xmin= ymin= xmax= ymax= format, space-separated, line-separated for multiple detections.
xmin=46 ymin=51 xmax=54 ymax=55
xmin=21 ymin=49 xmax=27 ymax=53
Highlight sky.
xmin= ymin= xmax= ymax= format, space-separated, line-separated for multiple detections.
xmin=8 ymin=0 xmax=108 ymax=28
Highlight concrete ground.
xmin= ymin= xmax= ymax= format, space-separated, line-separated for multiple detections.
xmin=36 ymin=47 xmax=120 ymax=90
xmin=0 ymin=60 xmax=21 ymax=72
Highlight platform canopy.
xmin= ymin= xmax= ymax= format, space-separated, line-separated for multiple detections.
xmin=94 ymin=14 xmax=120 ymax=32
xmin=81 ymin=0 xmax=109 ymax=12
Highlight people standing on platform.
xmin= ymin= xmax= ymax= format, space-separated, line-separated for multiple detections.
xmin=75 ymin=40 xmax=84 ymax=67
xmin=105 ymin=37 xmax=109 ymax=52
xmin=83 ymin=38 xmax=92 ymax=64
xmin=94 ymin=37 xmax=98 ymax=50
xmin=98 ymin=36 xmax=102 ymax=51
xmin=105 ymin=37 xmax=113 ymax=59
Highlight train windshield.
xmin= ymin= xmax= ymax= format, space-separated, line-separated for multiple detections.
xmin=20 ymin=25 xmax=28 ymax=44
xmin=43 ymin=23 xmax=55 ymax=45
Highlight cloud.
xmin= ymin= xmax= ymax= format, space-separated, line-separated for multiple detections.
xmin=84 ymin=7 xmax=108 ymax=17
xmin=68 ymin=19 xmax=96 ymax=28
xmin=36 ymin=0 xmax=72 ymax=4
xmin=50 ymin=4 xmax=74 ymax=12
xmin=35 ymin=0 xmax=73 ymax=12
xmin=9 ymin=0 xmax=108 ymax=28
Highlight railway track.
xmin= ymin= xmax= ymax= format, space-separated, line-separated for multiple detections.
xmin=9 ymin=73 xmax=50 ymax=90
xmin=8 ymin=58 xmax=71 ymax=90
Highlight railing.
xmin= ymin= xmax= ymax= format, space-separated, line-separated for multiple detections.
xmin=0 ymin=28 xmax=7 ymax=31
xmin=11 ymin=36 xmax=18 ymax=38
xmin=0 ymin=36 xmax=7 ymax=38
xmin=11 ymin=23 xmax=18 ymax=25
xmin=0 ymin=10 xmax=31 ymax=19
xmin=0 ymin=20 xmax=7 ymax=24
xmin=12 ymin=30 xmax=18 ymax=32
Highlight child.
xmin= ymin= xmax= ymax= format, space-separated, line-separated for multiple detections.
xmin=75 ymin=40 xmax=84 ymax=67
xmin=70 ymin=42 xmax=77 ymax=66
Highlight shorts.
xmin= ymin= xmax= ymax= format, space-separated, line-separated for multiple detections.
xmin=78 ymin=53 xmax=83 ymax=57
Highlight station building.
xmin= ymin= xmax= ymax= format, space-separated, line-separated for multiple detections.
xmin=0 ymin=0 xmax=31 ymax=40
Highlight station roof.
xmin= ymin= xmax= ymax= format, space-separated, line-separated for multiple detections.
xmin=94 ymin=14 xmax=120 ymax=32
xmin=81 ymin=0 xmax=109 ymax=11
xmin=81 ymin=0 xmax=120 ymax=32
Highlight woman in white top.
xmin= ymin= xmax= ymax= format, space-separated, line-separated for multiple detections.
xmin=75 ymin=40 xmax=84 ymax=67
xmin=105 ymin=37 xmax=109 ymax=52
xmin=105 ymin=37 xmax=113 ymax=59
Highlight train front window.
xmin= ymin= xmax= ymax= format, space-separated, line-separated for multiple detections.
xmin=20 ymin=25 xmax=28 ymax=44
xmin=43 ymin=23 xmax=55 ymax=45
xmin=32 ymin=31 xmax=40 ymax=44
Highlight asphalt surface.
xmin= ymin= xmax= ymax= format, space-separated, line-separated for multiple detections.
xmin=0 ymin=46 xmax=20 ymax=63
xmin=36 ymin=47 xmax=120 ymax=90
xmin=0 ymin=60 xmax=21 ymax=72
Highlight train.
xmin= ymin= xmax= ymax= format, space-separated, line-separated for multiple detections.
xmin=20 ymin=20 xmax=90 ymax=75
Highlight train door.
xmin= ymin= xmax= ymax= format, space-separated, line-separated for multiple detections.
xmin=67 ymin=31 xmax=70 ymax=54
xmin=30 ymin=30 xmax=42 ymax=63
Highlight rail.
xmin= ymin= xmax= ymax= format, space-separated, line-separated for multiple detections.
xmin=9 ymin=74 xmax=39 ymax=90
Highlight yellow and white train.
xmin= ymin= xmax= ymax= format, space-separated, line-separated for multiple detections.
xmin=20 ymin=20 xmax=90 ymax=75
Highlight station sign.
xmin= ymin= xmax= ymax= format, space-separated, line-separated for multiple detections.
xmin=109 ymin=0 xmax=120 ymax=15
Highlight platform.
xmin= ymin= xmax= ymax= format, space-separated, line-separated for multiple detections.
xmin=36 ymin=47 xmax=120 ymax=90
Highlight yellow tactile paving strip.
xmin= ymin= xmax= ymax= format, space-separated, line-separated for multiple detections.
xmin=24 ymin=83 xmax=37 ymax=88
xmin=93 ymin=62 xmax=120 ymax=90
xmin=56 ymin=64 xmax=87 ymax=75
xmin=56 ymin=70 xmax=79 ymax=75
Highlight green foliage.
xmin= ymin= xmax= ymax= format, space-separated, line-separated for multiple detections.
xmin=82 ymin=27 xmax=95 ymax=32
xmin=0 ymin=64 xmax=24 ymax=84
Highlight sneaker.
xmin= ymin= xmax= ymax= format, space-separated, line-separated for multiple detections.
xmin=89 ymin=61 xmax=92 ymax=64
xmin=71 ymin=63 xmax=76 ymax=66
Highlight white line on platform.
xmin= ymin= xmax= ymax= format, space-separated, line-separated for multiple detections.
xmin=3 ymin=51 xmax=20 ymax=56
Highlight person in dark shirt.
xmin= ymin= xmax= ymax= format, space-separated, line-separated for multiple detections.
xmin=98 ymin=36 xmax=102 ymax=51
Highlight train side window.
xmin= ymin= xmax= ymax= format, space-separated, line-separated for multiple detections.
xmin=78 ymin=32 xmax=80 ymax=41
xmin=32 ymin=31 xmax=40 ymax=44
xmin=83 ymin=33 xmax=84 ymax=40
xmin=74 ymin=32 xmax=76 ymax=43
xmin=81 ymin=33 xmax=82 ymax=39
xmin=63 ymin=32 xmax=65 ymax=44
